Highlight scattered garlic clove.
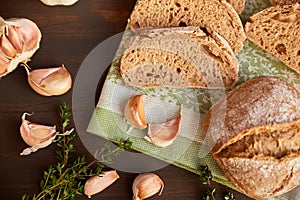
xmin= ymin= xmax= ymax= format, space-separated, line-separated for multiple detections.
xmin=132 ymin=173 xmax=164 ymax=200
xmin=84 ymin=170 xmax=120 ymax=198
xmin=20 ymin=113 xmax=57 ymax=147
xmin=0 ymin=17 xmax=41 ymax=78
xmin=124 ymin=94 xmax=147 ymax=130
xmin=40 ymin=0 xmax=79 ymax=6
xmin=25 ymin=64 xmax=72 ymax=96
xmin=144 ymin=114 xmax=181 ymax=147
xmin=20 ymin=112 xmax=73 ymax=155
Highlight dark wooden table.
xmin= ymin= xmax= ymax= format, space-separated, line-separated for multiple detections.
xmin=0 ymin=1 xmax=252 ymax=199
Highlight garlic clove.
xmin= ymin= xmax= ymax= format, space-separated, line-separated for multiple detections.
xmin=20 ymin=113 xmax=57 ymax=147
xmin=0 ymin=33 xmax=17 ymax=58
xmin=6 ymin=25 xmax=23 ymax=53
xmin=132 ymin=173 xmax=164 ymax=200
xmin=40 ymin=0 xmax=79 ymax=6
xmin=0 ymin=17 xmax=41 ymax=78
xmin=124 ymin=94 xmax=147 ymax=130
xmin=26 ymin=64 xmax=72 ymax=96
xmin=0 ymin=51 xmax=10 ymax=74
xmin=84 ymin=170 xmax=120 ymax=198
xmin=144 ymin=114 xmax=181 ymax=148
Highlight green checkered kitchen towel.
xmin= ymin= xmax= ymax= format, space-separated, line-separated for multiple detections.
xmin=88 ymin=0 xmax=300 ymax=199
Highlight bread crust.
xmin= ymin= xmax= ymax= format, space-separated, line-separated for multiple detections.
xmin=203 ymin=76 xmax=300 ymax=199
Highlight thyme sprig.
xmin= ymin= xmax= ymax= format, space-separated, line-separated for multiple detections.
xmin=199 ymin=165 xmax=235 ymax=200
xmin=22 ymin=103 xmax=132 ymax=200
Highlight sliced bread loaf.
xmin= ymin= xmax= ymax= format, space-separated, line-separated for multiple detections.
xmin=203 ymin=76 xmax=300 ymax=199
xmin=129 ymin=0 xmax=246 ymax=53
xmin=269 ymin=0 xmax=299 ymax=6
xmin=245 ymin=3 xmax=300 ymax=74
xmin=120 ymin=26 xmax=238 ymax=89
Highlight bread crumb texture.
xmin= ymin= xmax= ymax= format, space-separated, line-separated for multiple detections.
xmin=204 ymin=76 xmax=300 ymax=199
xmin=129 ymin=0 xmax=245 ymax=53
xmin=245 ymin=3 xmax=300 ymax=74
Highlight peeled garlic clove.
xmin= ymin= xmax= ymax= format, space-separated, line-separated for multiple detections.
xmin=124 ymin=94 xmax=147 ymax=130
xmin=132 ymin=173 xmax=164 ymax=200
xmin=84 ymin=170 xmax=120 ymax=198
xmin=40 ymin=0 xmax=79 ymax=6
xmin=20 ymin=113 xmax=57 ymax=147
xmin=0 ymin=17 xmax=41 ymax=78
xmin=144 ymin=114 xmax=181 ymax=147
xmin=26 ymin=64 xmax=72 ymax=96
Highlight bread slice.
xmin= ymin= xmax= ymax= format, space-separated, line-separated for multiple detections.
xmin=225 ymin=0 xmax=246 ymax=14
xmin=245 ymin=3 xmax=300 ymax=74
xmin=269 ymin=0 xmax=299 ymax=6
xmin=120 ymin=26 xmax=239 ymax=89
xmin=129 ymin=0 xmax=246 ymax=53
xmin=203 ymin=76 xmax=300 ymax=199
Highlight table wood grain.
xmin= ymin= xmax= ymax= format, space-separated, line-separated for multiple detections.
xmin=0 ymin=1 xmax=252 ymax=199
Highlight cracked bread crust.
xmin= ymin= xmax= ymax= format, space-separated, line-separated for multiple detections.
xmin=203 ymin=76 xmax=300 ymax=199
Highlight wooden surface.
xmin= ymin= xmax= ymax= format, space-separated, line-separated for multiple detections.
xmin=0 ymin=1 xmax=252 ymax=199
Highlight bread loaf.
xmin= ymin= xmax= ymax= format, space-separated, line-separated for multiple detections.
xmin=129 ymin=0 xmax=246 ymax=53
xmin=120 ymin=26 xmax=238 ymax=89
xmin=269 ymin=0 xmax=299 ymax=6
xmin=203 ymin=76 xmax=300 ymax=199
xmin=245 ymin=3 xmax=300 ymax=74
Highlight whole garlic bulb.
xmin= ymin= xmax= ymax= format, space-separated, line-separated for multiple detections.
xmin=40 ymin=0 xmax=79 ymax=6
xmin=0 ymin=16 xmax=41 ymax=78
xmin=25 ymin=64 xmax=72 ymax=96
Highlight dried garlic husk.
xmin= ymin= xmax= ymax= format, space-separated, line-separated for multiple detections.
xmin=0 ymin=16 xmax=41 ymax=78
xmin=132 ymin=173 xmax=164 ymax=200
xmin=124 ymin=94 xmax=147 ymax=130
xmin=40 ymin=0 xmax=79 ymax=6
xmin=144 ymin=114 xmax=181 ymax=147
xmin=84 ymin=170 xmax=120 ymax=198
xmin=20 ymin=112 xmax=73 ymax=155
xmin=25 ymin=64 xmax=72 ymax=96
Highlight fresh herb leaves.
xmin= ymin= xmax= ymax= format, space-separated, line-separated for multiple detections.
xmin=199 ymin=165 xmax=235 ymax=200
xmin=22 ymin=103 xmax=131 ymax=200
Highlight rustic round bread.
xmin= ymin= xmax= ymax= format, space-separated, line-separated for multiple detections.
xmin=203 ymin=76 xmax=300 ymax=199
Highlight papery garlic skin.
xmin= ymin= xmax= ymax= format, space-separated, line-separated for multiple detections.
xmin=40 ymin=0 xmax=79 ymax=6
xmin=20 ymin=112 xmax=73 ymax=155
xmin=20 ymin=113 xmax=57 ymax=147
xmin=0 ymin=17 xmax=41 ymax=78
xmin=132 ymin=173 xmax=164 ymax=200
xmin=84 ymin=170 xmax=120 ymax=198
xmin=124 ymin=94 xmax=147 ymax=130
xmin=144 ymin=114 xmax=181 ymax=148
xmin=26 ymin=64 xmax=72 ymax=96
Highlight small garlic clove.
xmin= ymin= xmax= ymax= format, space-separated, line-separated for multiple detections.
xmin=20 ymin=113 xmax=57 ymax=147
xmin=132 ymin=173 xmax=164 ymax=200
xmin=144 ymin=114 xmax=181 ymax=148
xmin=124 ymin=94 xmax=147 ymax=130
xmin=84 ymin=170 xmax=120 ymax=198
xmin=0 ymin=33 xmax=17 ymax=58
xmin=26 ymin=64 xmax=72 ymax=96
xmin=6 ymin=25 xmax=23 ymax=53
xmin=0 ymin=51 xmax=10 ymax=74
xmin=40 ymin=0 xmax=79 ymax=6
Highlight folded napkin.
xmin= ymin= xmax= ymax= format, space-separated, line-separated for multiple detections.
xmin=88 ymin=0 xmax=300 ymax=199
